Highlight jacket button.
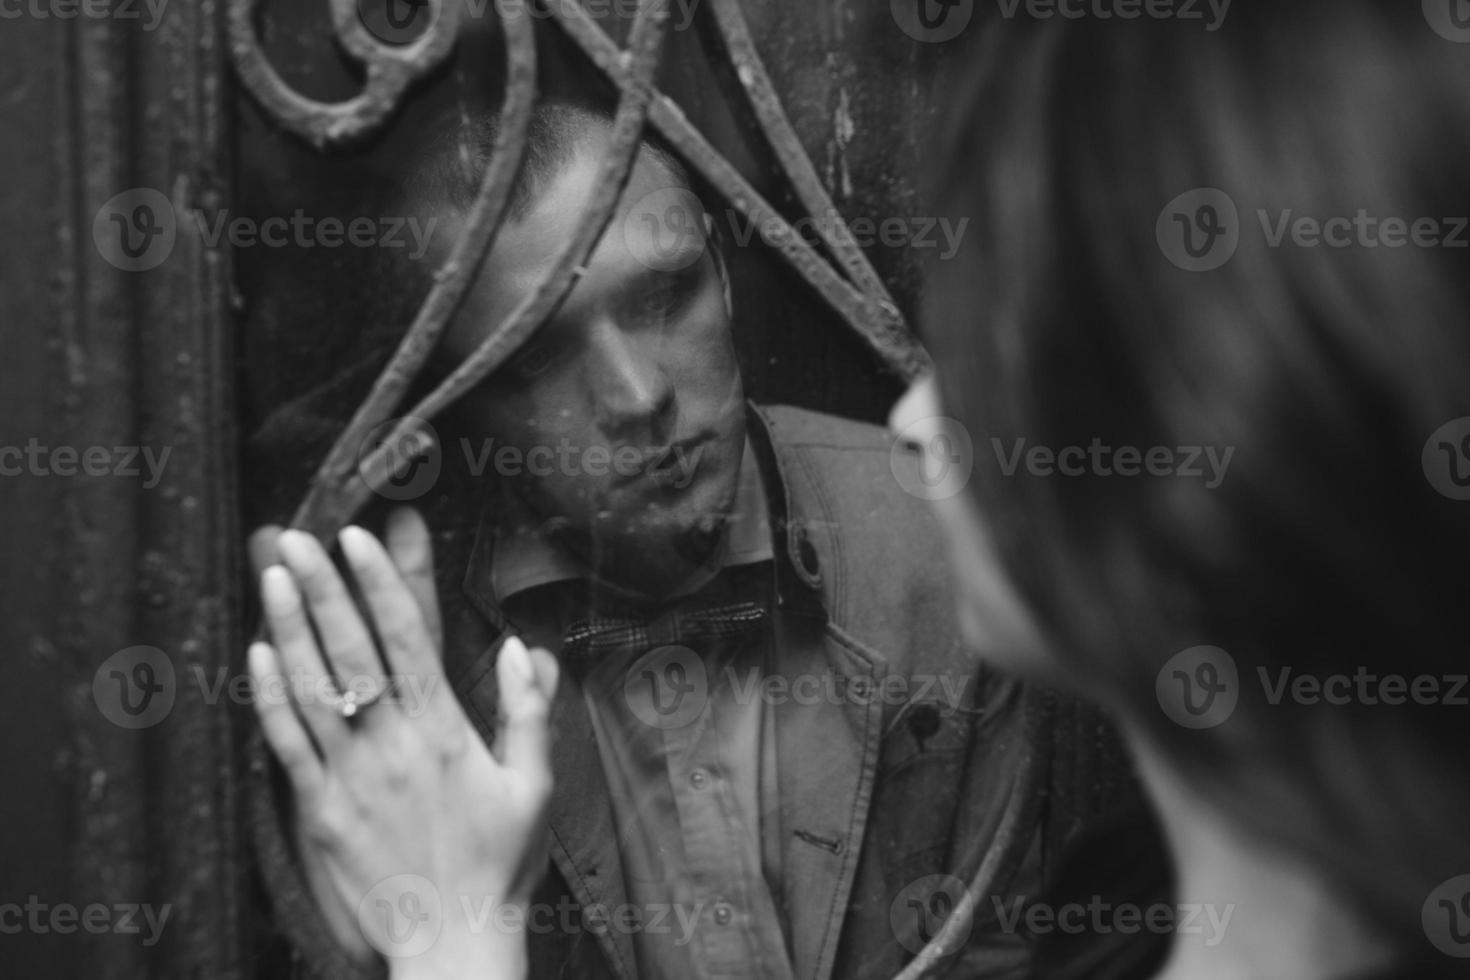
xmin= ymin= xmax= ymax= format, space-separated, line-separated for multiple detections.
xmin=908 ymin=703 xmax=942 ymax=743
xmin=792 ymin=524 xmax=821 ymax=580
xmin=713 ymin=902 xmax=734 ymax=926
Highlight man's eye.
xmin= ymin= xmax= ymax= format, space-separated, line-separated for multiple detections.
xmin=637 ymin=286 xmax=680 ymax=320
xmin=636 ymin=273 xmax=699 ymax=322
xmin=509 ymin=342 xmax=562 ymax=380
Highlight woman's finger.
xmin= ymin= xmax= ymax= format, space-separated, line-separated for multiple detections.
xmin=384 ymin=508 xmax=442 ymax=648
xmin=275 ymin=530 xmax=384 ymax=694
xmin=247 ymin=524 xmax=284 ymax=577
xmin=337 ymin=524 xmax=457 ymax=734
xmin=260 ymin=565 xmax=350 ymax=759
xmin=494 ymin=636 xmax=557 ymax=787
xmin=527 ymin=644 xmax=559 ymax=705
xmin=248 ymin=640 xmax=325 ymax=807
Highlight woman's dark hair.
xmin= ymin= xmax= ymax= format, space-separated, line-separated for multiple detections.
xmin=923 ymin=0 xmax=1470 ymax=956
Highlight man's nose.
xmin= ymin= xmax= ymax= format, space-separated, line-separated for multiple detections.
xmin=585 ymin=318 xmax=674 ymax=438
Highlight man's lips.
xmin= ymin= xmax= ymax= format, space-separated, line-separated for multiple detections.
xmin=624 ymin=435 xmax=711 ymax=488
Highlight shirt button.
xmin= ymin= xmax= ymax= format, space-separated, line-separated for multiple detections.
xmin=713 ymin=902 xmax=734 ymax=926
xmin=689 ymin=769 xmax=708 ymax=789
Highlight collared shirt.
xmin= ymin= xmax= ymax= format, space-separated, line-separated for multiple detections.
xmin=466 ymin=441 xmax=795 ymax=980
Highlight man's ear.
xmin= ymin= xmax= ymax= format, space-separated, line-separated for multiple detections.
xmin=705 ymin=211 xmax=733 ymax=321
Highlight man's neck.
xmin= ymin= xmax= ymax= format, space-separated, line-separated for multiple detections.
xmin=487 ymin=434 xmax=769 ymax=609
xmin=569 ymin=521 xmax=729 ymax=605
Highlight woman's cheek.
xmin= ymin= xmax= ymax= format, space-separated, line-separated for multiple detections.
xmin=937 ymin=492 xmax=1053 ymax=674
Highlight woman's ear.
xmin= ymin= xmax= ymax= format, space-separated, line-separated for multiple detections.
xmin=705 ymin=211 xmax=733 ymax=320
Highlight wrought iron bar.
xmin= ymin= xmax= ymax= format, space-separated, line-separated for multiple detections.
xmin=701 ymin=0 xmax=900 ymax=311
xmin=281 ymin=0 xmax=539 ymax=539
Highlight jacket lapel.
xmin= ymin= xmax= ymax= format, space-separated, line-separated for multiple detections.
xmin=746 ymin=403 xmax=888 ymax=980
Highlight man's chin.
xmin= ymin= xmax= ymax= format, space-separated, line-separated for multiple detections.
xmin=604 ymin=500 xmax=725 ymax=561
xmin=586 ymin=473 xmax=737 ymax=581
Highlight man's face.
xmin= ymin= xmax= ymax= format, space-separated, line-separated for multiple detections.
xmin=435 ymin=135 xmax=746 ymax=590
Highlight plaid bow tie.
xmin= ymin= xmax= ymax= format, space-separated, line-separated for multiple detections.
xmin=560 ymin=600 xmax=768 ymax=661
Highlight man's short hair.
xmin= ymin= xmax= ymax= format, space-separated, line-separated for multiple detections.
xmin=395 ymin=99 xmax=695 ymax=222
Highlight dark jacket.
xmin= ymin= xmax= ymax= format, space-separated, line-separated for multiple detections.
xmin=248 ymin=404 xmax=1149 ymax=980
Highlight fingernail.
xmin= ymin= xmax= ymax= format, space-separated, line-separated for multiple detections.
xmin=260 ymin=565 xmax=298 ymax=614
xmin=502 ymin=636 xmax=531 ymax=686
xmin=246 ymin=642 xmax=275 ymax=686
xmin=274 ymin=529 xmax=314 ymax=567
xmin=337 ymin=525 xmax=372 ymax=564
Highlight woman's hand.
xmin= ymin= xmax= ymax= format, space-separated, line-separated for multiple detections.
xmin=247 ymin=508 xmax=557 ymax=980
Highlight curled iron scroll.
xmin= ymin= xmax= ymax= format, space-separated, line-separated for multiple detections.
xmin=229 ymin=0 xmax=467 ymax=149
